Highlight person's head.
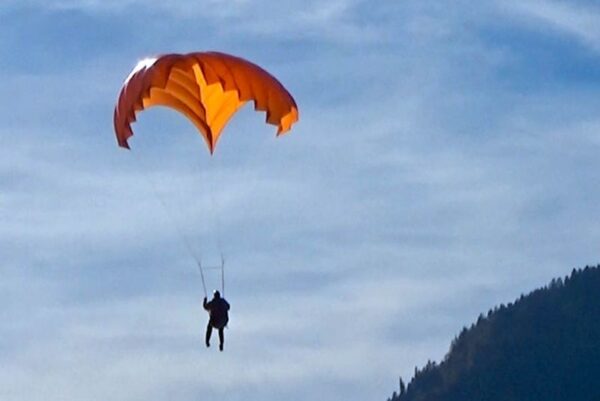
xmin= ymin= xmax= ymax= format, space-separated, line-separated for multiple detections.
xmin=213 ymin=290 xmax=221 ymax=299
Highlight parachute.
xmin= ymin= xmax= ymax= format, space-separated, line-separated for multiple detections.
xmin=113 ymin=51 xmax=299 ymax=299
xmin=113 ymin=51 xmax=299 ymax=153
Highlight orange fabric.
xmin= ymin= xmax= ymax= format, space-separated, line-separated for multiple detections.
xmin=113 ymin=52 xmax=299 ymax=153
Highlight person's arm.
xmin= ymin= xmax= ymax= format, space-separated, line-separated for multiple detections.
xmin=203 ymin=297 xmax=209 ymax=310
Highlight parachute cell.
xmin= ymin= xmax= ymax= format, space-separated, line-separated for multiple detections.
xmin=113 ymin=51 xmax=299 ymax=153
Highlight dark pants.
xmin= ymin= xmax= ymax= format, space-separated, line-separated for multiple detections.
xmin=205 ymin=323 xmax=224 ymax=348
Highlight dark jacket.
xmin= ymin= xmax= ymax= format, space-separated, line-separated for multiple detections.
xmin=203 ymin=297 xmax=230 ymax=329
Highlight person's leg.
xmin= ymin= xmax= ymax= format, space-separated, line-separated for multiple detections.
xmin=218 ymin=328 xmax=224 ymax=351
xmin=205 ymin=324 xmax=213 ymax=347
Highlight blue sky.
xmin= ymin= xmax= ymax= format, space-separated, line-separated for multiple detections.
xmin=1 ymin=1 xmax=600 ymax=400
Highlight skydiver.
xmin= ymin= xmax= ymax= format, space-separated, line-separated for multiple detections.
xmin=203 ymin=290 xmax=230 ymax=351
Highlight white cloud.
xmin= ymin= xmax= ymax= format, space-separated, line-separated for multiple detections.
xmin=0 ymin=265 xmax=498 ymax=401
xmin=9 ymin=0 xmax=249 ymax=15
xmin=500 ymin=0 xmax=600 ymax=51
xmin=2 ymin=0 xmax=387 ymax=45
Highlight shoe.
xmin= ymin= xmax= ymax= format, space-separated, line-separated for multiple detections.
xmin=219 ymin=343 xmax=223 ymax=351
xmin=206 ymin=341 xmax=210 ymax=348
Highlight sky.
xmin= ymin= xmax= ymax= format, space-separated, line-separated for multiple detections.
xmin=1 ymin=1 xmax=600 ymax=400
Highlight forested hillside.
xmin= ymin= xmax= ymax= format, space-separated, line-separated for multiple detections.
xmin=388 ymin=265 xmax=600 ymax=401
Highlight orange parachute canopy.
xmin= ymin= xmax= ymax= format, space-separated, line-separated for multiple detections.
xmin=113 ymin=51 xmax=299 ymax=153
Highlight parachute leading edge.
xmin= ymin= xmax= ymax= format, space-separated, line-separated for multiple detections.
xmin=113 ymin=51 xmax=299 ymax=153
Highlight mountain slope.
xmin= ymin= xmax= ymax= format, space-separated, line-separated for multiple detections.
xmin=388 ymin=265 xmax=600 ymax=401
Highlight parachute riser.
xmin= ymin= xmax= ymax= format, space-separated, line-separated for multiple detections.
xmin=221 ymin=254 xmax=225 ymax=298
xmin=197 ymin=260 xmax=208 ymax=298
xmin=198 ymin=256 xmax=225 ymax=299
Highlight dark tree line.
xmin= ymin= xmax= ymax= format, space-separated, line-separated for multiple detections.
xmin=387 ymin=265 xmax=600 ymax=401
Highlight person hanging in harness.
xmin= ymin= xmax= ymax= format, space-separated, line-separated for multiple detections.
xmin=203 ymin=290 xmax=230 ymax=351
